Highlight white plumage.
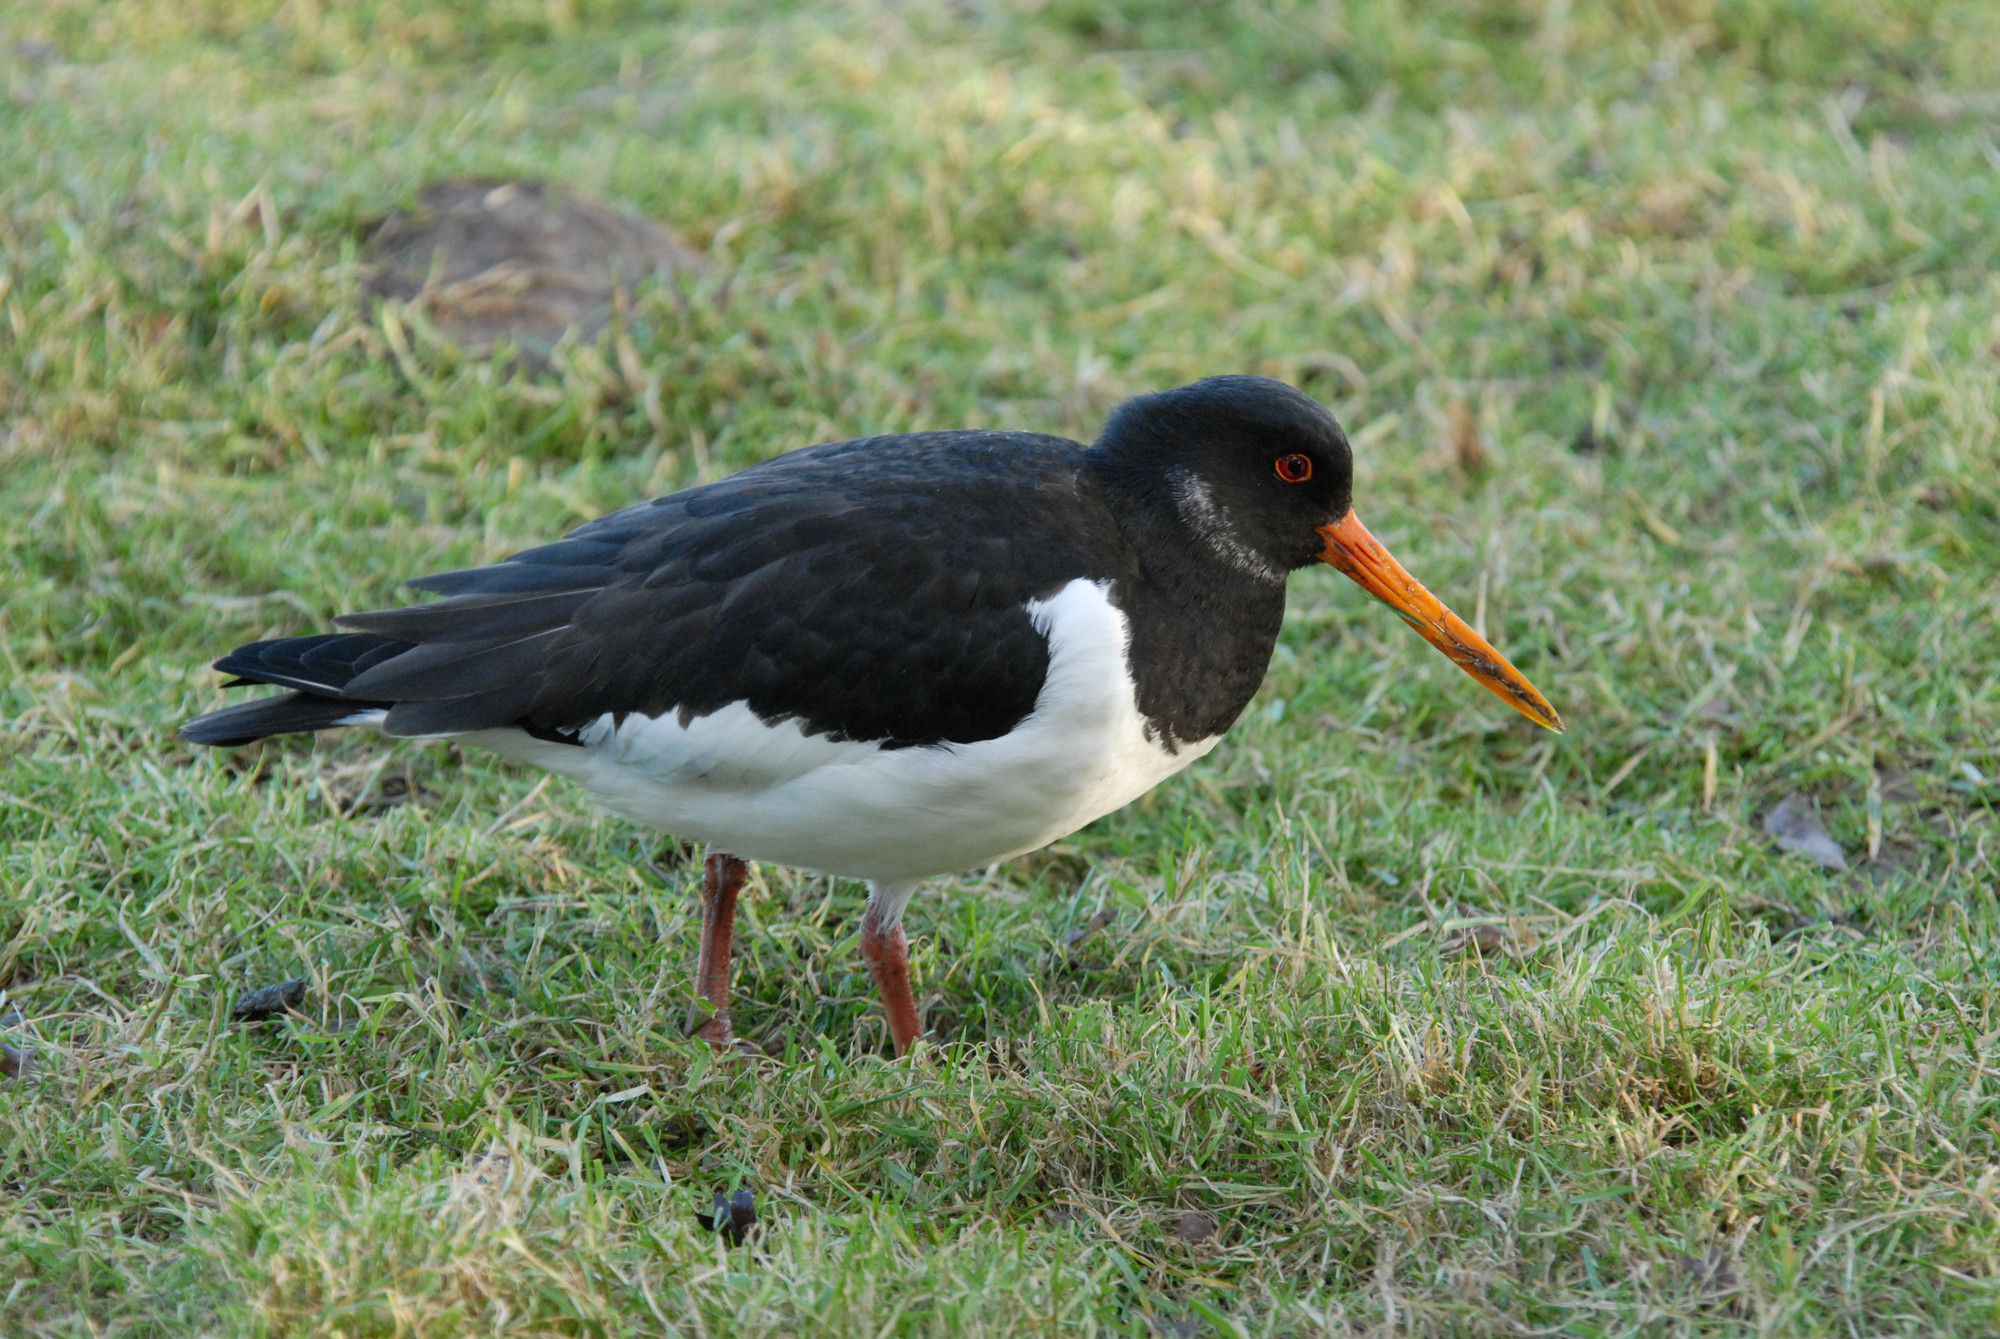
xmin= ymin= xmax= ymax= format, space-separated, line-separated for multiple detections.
xmin=461 ymin=579 xmax=1218 ymax=883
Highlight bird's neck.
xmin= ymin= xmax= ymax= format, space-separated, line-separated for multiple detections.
xmin=1084 ymin=458 xmax=1289 ymax=748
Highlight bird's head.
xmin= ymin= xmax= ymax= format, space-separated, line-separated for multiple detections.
xmin=1092 ymin=375 xmax=1563 ymax=732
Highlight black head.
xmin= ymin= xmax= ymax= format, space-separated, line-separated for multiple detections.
xmin=1088 ymin=375 xmax=1353 ymax=583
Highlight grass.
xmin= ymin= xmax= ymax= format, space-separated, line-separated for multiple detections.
xmin=2 ymin=0 xmax=1999 ymax=1332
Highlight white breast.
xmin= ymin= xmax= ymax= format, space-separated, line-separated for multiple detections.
xmin=458 ymin=578 xmax=1218 ymax=882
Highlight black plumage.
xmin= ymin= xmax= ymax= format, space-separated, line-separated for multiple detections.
xmin=184 ymin=377 xmax=1355 ymax=756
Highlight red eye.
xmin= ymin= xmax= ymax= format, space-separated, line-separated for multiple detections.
xmin=1274 ymin=454 xmax=1313 ymax=483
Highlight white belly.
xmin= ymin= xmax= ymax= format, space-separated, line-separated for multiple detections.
xmin=459 ymin=579 xmax=1218 ymax=882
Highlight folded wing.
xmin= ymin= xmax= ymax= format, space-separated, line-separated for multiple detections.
xmin=182 ymin=432 xmax=1129 ymax=753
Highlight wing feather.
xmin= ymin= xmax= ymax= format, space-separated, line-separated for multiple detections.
xmin=185 ymin=431 xmax=1133 ymax=750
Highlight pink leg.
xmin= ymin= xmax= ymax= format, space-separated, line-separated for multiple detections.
xmin=690 ymin=852 xmax=748 ymax=1049
xmin=860 ymin=883 xmax=923 ymax=1056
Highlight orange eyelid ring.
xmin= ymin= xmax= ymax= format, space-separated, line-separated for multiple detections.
xmin=1275 ymin=454 xmax=1313 ymax=483
xmin=1316 ymin=510 xmax=1565 ymax=733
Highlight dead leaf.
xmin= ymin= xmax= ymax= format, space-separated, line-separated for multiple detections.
xmin=1674 ymin=1246 xmax=1742 ymax=1312
xmin=1764 ymin=795 xmax=1848 ymax=870
xmin=1442 ymin=922 xmax=1512 ymax=956
xmin=1064 ymin=907 xmax=1117 ymax=954
xmin=0 ymin=1044 xmax=29 ymax=1080
xmin=233 ymin=977 xmax=309 ymax=1022
xmin=318 ymin=758 xmax=431 ymax=815
xmin=1174 ymin=1210 xmax=1217 ymax=1244
xmin=695 ymin=1188 xmax=758 ymax=1245
xmin=1449 ymin=399 xmax=1488 ymax=474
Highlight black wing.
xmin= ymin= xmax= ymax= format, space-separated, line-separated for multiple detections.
xmin=183 ymin=431 xmax=1131 ymax=750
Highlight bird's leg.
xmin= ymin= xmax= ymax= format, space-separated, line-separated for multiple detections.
xmin=689 ymin=851 xmax=748 ymax=1049
xmin=859 ymin=881 xmax=923 ymax=1056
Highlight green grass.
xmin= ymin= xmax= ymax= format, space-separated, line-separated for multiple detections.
xmin=3 ymin=0 xmax=2000 ymax=1332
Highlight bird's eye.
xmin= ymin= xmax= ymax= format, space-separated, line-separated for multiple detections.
xmin=1274 ymin=454 xmax=1313 ymax=483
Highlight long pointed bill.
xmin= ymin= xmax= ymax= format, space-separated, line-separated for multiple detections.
xmin=1317 ymin=511 xmax=1564 ymax=733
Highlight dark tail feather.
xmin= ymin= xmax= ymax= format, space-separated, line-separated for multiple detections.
xmin=183 ymin=631 xmax=410 ymax=747
xmin=181 ymin=691 xmax=389 ymax=747
xmin=212 ymin=632 xmax=411 ymax=696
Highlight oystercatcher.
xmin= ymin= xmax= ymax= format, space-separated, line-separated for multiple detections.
xmin=184 ymin=376 xmax=1561 ymax=1055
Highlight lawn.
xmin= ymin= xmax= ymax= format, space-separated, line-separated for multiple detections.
xmin=3 ymin=0 xmax=1999 ymax=1333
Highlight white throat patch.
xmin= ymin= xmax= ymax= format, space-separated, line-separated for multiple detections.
xmin=1168 ymin=469 xmax=1286 ymax=584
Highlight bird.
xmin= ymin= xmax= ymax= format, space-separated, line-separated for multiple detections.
xmin=182 ymin=375 xmax=1561 ymax=1056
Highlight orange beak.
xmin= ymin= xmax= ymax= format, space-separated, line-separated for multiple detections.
xmin=1317 ymin=511 xmax=1564 ymax=733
